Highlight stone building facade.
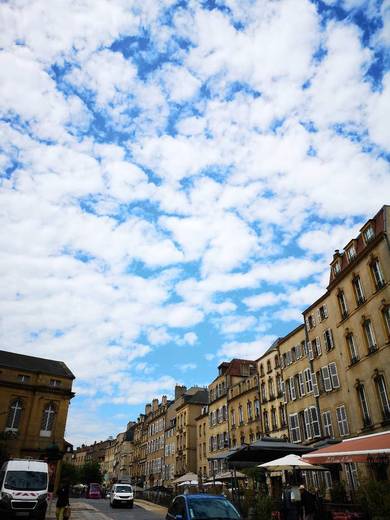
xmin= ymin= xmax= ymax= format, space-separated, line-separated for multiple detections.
xmin=256 ymin=341 xmax=287 ymax=439
xmin=0 ymin=350 xmax=75 ymax=459
xmin=207 ymin=359 xmax=257 ymax=477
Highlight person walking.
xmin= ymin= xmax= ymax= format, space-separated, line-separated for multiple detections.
xmin=299 ymin=484 xmax=316 ymax=520
xmin=281 ymin=482 xmax=300 ymax=520
xmin=56 ymin=482 xmax=70 ymax=520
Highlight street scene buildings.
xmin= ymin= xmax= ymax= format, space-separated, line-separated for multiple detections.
xmin=59 ymin=205 xmax=390 ymax=493
xmin=1 ymin=205 xmax=389 ymax=496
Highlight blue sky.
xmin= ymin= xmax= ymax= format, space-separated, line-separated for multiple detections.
xmin=0 ymin=0 xmax=389 ymax=445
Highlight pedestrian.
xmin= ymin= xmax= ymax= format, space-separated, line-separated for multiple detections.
xmin=299 ymin=484 xmax=316 ymax=520
xmin=281 ymin=481 xmax=300 ymax=520
xmin=56 ymin=482 xmax=70 ymax=520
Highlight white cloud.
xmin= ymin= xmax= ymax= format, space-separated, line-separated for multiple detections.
xmin=0 ymin=0 xmax=387 ymax=445
xmin=176 ymin=363 xmax=197 ymax=372
xmin=216 ymin=315 xmax=257 ymax=335
xmin=243 ymin=292 xmax=282 ymax=310
xmin=182 ymin=332 xmax=198 ymax=346
xmin=218 ymin=335 xmax=277 ymax=360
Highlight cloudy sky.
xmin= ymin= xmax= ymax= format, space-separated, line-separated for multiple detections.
xmin=0 ymin=0 xmax=389 ymax=446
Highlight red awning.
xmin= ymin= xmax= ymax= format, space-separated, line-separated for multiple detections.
xmin=303 ymin=431 xmax=390 ymax=464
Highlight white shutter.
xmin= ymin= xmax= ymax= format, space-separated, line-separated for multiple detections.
xmin=324 ymin=304 xmax=328 ymax=318
xmin=296 ymin=343 xmax=301 ymax=359
xmin=312 ymin=314 xmax=316 ymax=326
xmin=316 ymin=337 xmax=322 ymax=356
xmin=305 ymin=317 xmax=310 ymax=330
xmin=282 ymin=381 xmax=288 ymax=404
xmin=304 ymin=408 xmax=312 ymax=439
xmin=290 ymin=377 xmax=296 ymax=400
xmin=321 ymin=366 xmax=332 ymax=392
xmin=310 ymin=407 xmax=321 ymax=437
xmin=280 ymin=355 xmax=284 ymax=369
xmin=298 ymin=372 xmax=305 ymax=396
xmin=328 ymin=362 xmax=340 ymax=389
xmin=312 ymin=372 xmax=320 ymax=397
xmin=329 ymin=329 xmax=334 ymax=349
xmin=317 ymin=309 xmax=321 ymax=322
xmin=307 ymin=341 xmax=314 ymax=360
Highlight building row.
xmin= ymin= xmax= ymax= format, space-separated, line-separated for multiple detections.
xmin=68 ymin=205 xmax=390 ymax=490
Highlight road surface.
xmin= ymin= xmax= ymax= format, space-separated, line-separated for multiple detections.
xmin=74 ymin=498 xmax=165 ymax=520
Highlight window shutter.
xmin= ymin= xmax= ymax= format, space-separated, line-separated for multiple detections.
xmin=324 ymin=304 xmax=328 ymax=318
xmin=304 ymin=408 xmax=312 ymax=439
xmin=312 ymin=372 xmax=320 ymax=397
xmin=290 ymin=377 xmax=296 ymax=400
xmin=307 ymin=341 xmax=314 ymax=361
xmin=309 ymin=407 xmax=321 ymax=437
xmin=312 ymin=314 xmax=316 ymax=326
xmin=282 ymin=381 xmax=288 ymax=404
xmin=280 ymin=356 xmax=284 ymax=369
xmin=321 ymin=366 xmax=332 ymax=392
xmin=329 ymin=329 xmax=334 ymax=348
xmin=305 ymin=317 xmax=310 ymax=330
xmin=328 ymin=362 xmax=340 ymax=389
xmin=316 ymin=337 xmax=322 ymax=356
xmin=298 ymin=372 xmax=305 ymax=396
xmin=316 ymin=309 xmax=321 ymax=322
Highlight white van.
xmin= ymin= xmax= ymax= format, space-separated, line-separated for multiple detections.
xmin=109 ymin=482 xmax=134 ymax=508
xmin=0 ymin=459 xmax=49 ymax=519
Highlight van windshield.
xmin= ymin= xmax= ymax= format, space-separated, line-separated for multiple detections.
xmin=5 ymin=471 xmax=47 ymax=491
xmin=115 ymin=485 xmax=132 ymax=493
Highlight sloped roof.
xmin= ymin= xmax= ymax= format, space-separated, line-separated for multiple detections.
xmin=0 ymin=349 xmax=75 ymax=379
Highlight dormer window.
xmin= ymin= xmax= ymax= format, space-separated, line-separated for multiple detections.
xmin=347 ymin=246 xmax=357 ymax=262
xmin=333 ymin=262 xmax=341 ymax=275
xmin=363 ymin=225 xmax=375 ymax=243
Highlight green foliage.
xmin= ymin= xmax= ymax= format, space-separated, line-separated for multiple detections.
xmin=60 ymin=461 xmax=102 ymax=485
xmin=242 ymin=488 xmax=274 ymax=520
xmin=329 ymin=481 xmax=347 ymax=504
xmin=59 ymin=462 xmax=80 ymax=485
xmin=356 ymin=479 xmax=390 ymax=520
xmin=79 ymin=461 xmax=102 ymax=485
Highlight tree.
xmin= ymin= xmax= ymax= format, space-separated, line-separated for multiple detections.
xmin=79 ymin=461 xmax=102 ymax=485
xmin=59 ymin=462 xmax=80 ymax=485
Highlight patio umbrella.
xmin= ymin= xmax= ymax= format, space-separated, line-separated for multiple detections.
xmin=203 ymin=481 xmax=223 ymax=486
xmin=172 ymin=472 xmax=199 ymax=484
xmin=177 ymin=480 xmax=198 ymax=487
xmin=258 ymin=453 xmax=325 ymax=471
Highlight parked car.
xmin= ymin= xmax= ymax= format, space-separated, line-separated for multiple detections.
xmin=0 ymin=459 xmax=49 ymax=520
xmin=166 ymin=494 xmax=242 ymax=520
xmin=87 ymin=483 xmax=102 ymax=499
xmin=109 ymin=483 xmax=134 ymax=508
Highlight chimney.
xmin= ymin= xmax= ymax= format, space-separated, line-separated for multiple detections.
xmin=152 ymin=398 xmax=159 ymax=411
xmin=162 ymin=395 xmax=167 ymax=406
xmin=145 ymin=403 xmax=152 ymax=415
xmin=175 ymin=385 xmax=187 ymax=400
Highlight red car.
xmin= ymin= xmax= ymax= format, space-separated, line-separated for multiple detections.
xmin=87 ymin=483 xmax=102 ymax=499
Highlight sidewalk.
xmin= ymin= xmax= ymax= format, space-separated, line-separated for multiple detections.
xmin=134 ymin=498 xmax=168 ymax=515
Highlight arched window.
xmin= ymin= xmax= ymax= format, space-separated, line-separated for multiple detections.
xmin=267 ymin=360 xmax=272 ymax=373
xmin=6 ymin=399 xmax=23 ymax=431
xmin=40 ymin=402 xmax=56 ymax=437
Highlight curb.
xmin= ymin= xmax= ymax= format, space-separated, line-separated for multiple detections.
xmin=135 ymin=498 xmax=168 ymax=514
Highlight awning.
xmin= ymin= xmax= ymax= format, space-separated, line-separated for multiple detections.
xmin=303 ymin=431 xmax=390 ymax=464
xmin=208 ymin=448 xmax=238 ymax=461
xmin=226 ymin=436 xmax=312 ymax=468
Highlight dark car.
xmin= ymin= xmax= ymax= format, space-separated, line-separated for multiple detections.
xmin=166 ymin=494 xmax=242 ymax=520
